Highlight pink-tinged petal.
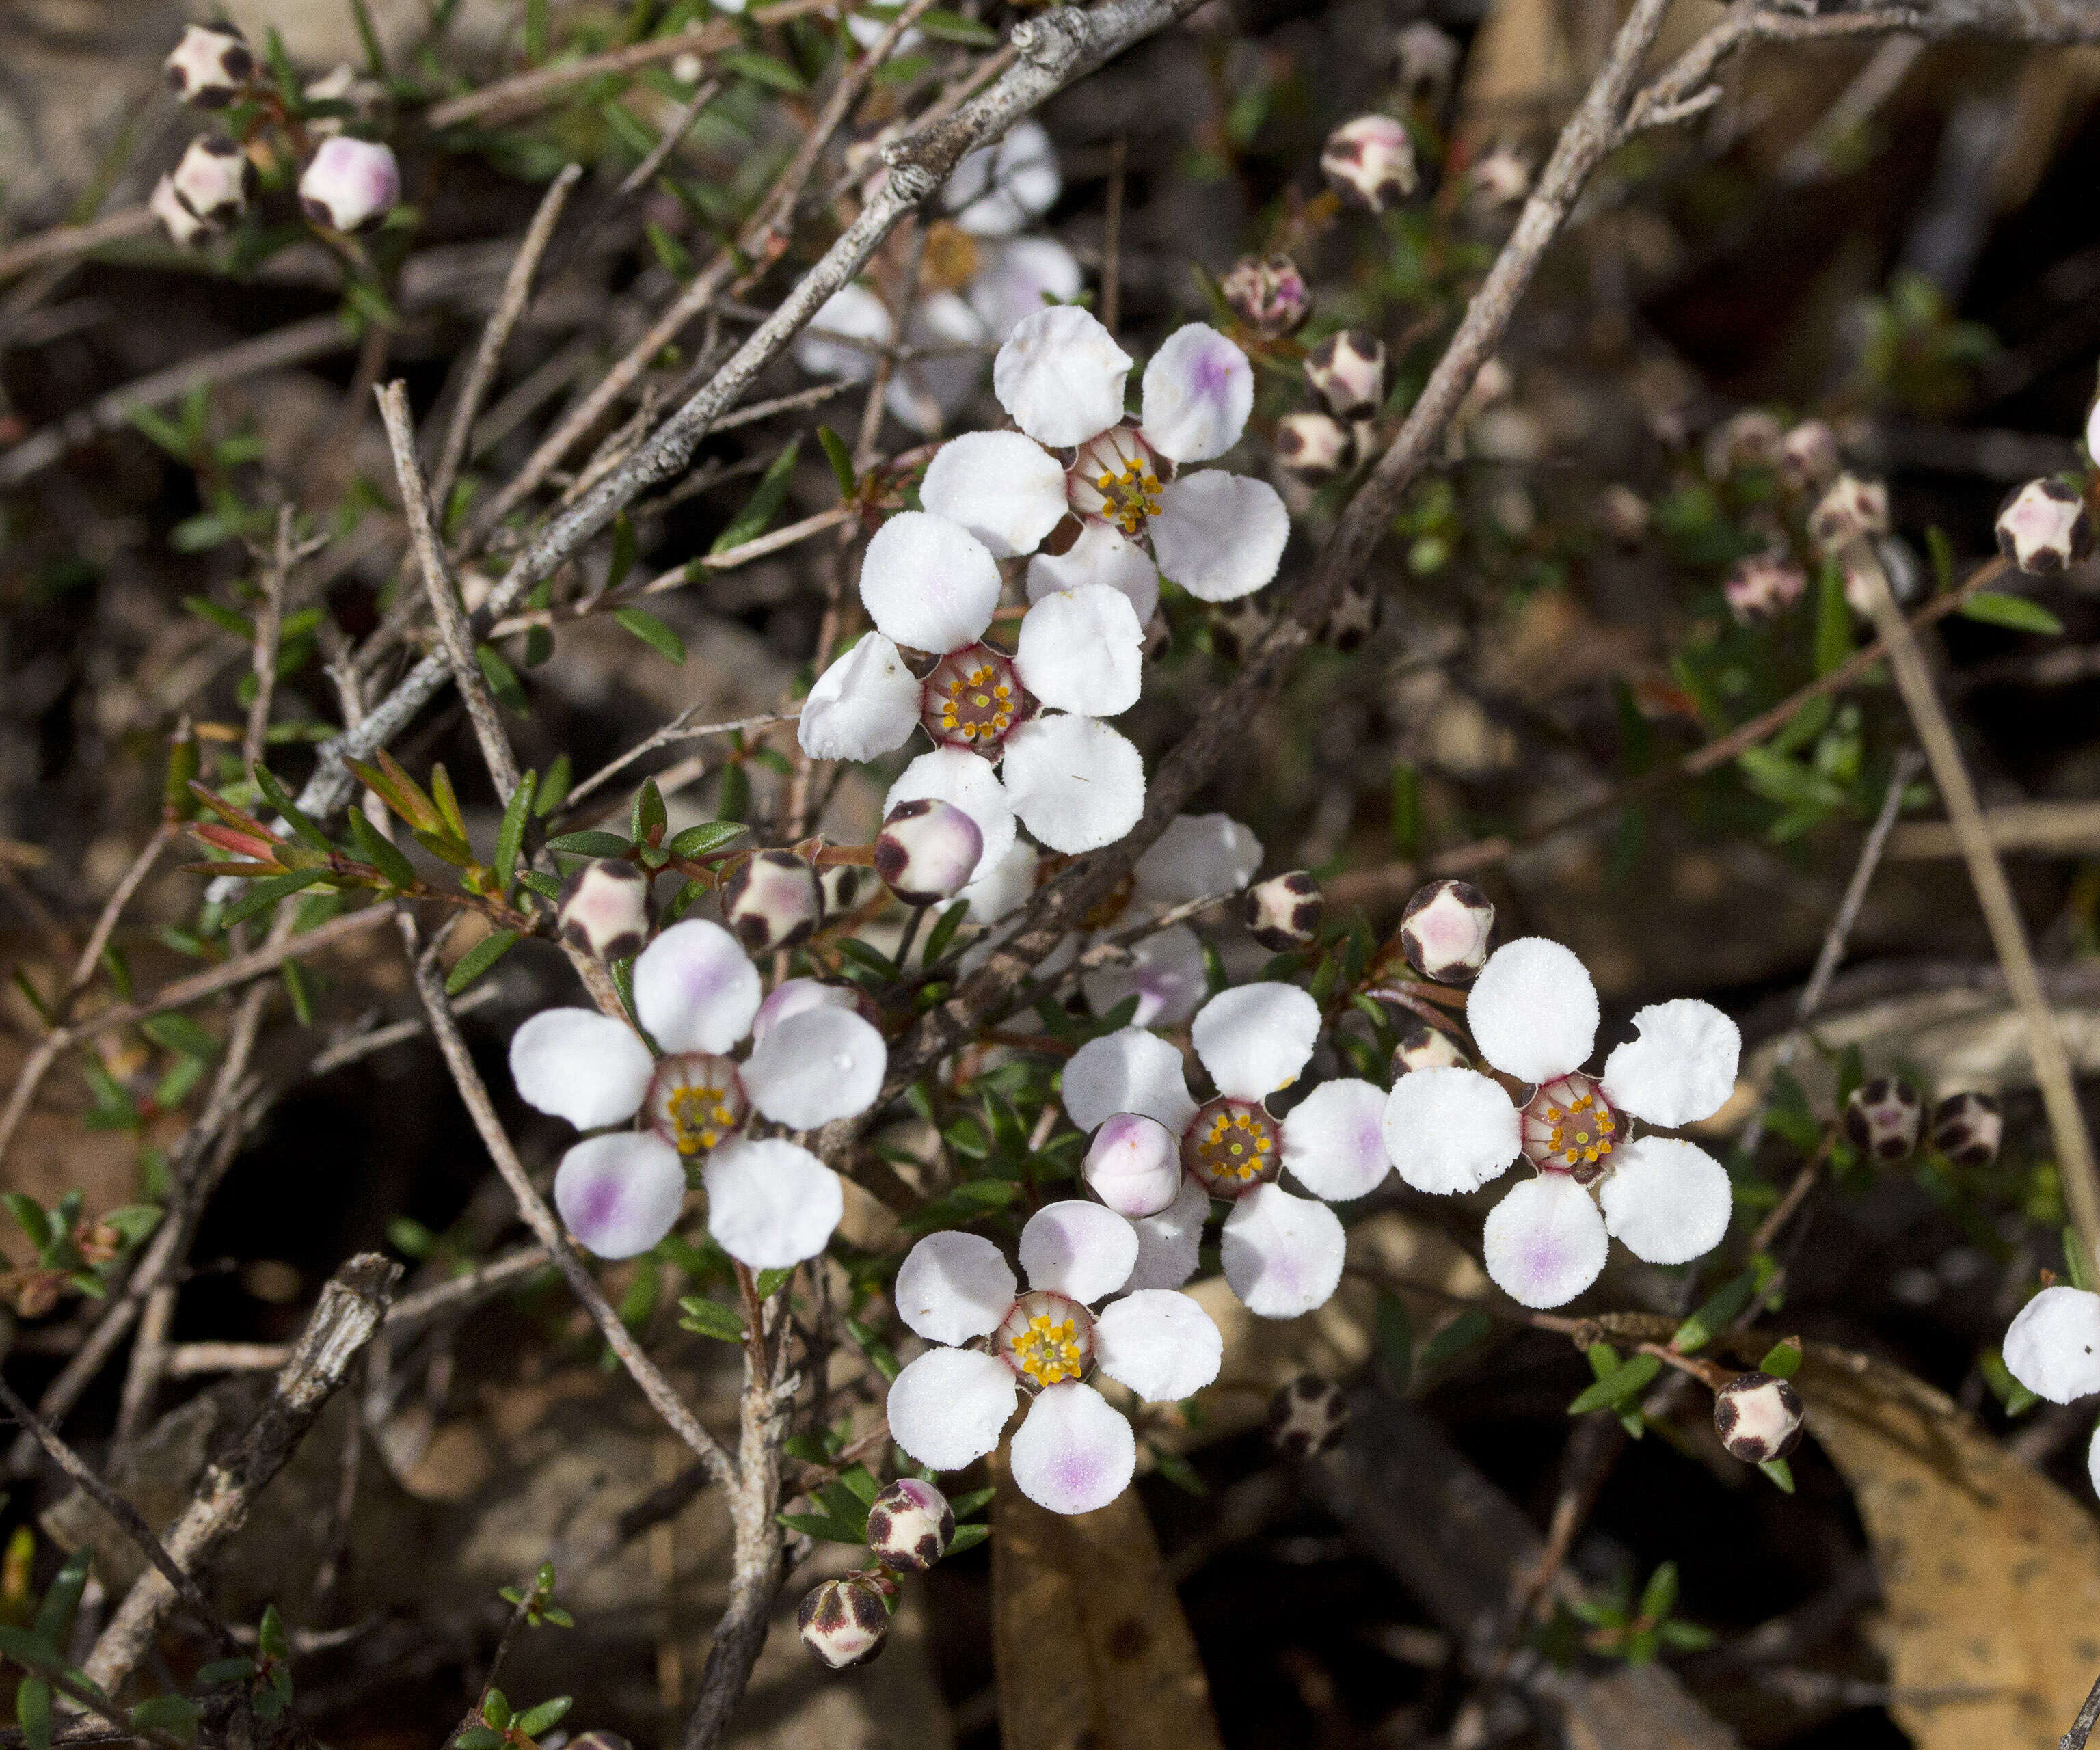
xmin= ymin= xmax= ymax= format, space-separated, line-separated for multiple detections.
xmin=701 ymin=1137 xmax=842 ymax=1269
xmin=2003 ymin=1285 xmax=2100 ymax=1403
xmin=1468 ymin=937 xmax=1598 ymax=1084
xmin=1094 ymin=1289 xmax=1222 ymax=1401
xmin=1026 ymin=520 xmax=1160 ymax=625
xmin=859 ymin=511 xmax=1000 ymax=654
xmin=999 ymin=714 xmax=1146 ymax=854
xmin=1082 ymin=1113 xmax=1183 ymax=1218
xmin=298 ymin=136 xmax=399 ymax=231
xmin=1280 ymin=1078 xmax=1390 ymax=1200
xmin=1192 ymin=982 xmax=1319 ymax=1104
xmin=1062 ymin=1027 xmax=1196 ymax=1134
xmin=1019 ymin=1200 xmax=1138 ymax=1302
xmin=947 ymin=118 xmax=1061 ymax=238
xmin=1014 ymin=585 xmax=1144 ymax=718
xmin=993 ymin=306 xmax=1132 ymax=448
xmin=1149 ymin=472 xmax=1289 ymax=602
xmin=633 ymin=919 xmax=761 ymax=1055
xmin=751 ymin=977 xmax=863 ymax=1042
xmin=792 ymin=282 xmax=893 ymax=383
xmin=885 ymin=749 xmax=1016 ymax=886
xmin=1134 ymin=813 xmax=1263 ymax=904
xmin=1481 ymin=1175 xmax=1607 ymax=1309
xmin=509 ymin=1008 xmax=654 ymax=1129
xmin=1600 ymin=999 xmax=1742 ymax=1127
xmin=554 ymin=1132 xmax=686 ymax=1258
xmin=921 ymin=431 xmax=1068 ymax=558
xmin=888 ymin=1347 xmax=1019 ymax=1470
xmin=739 ymin=1006 xmax=885 ymax=1129
xmin=1598 ymin=1136 xmax=1733 ymax=1266
xmin=895 ymin=1230 xmax=1017 ymax=1344
xmin=1381 ymin=1067 xmax=1520 ymax=1194
xmin=798 ymin=633 xmax=921 ymax=761
xmin=969 ymin=236 xmax=1083 ymax=341
xmin=1127 ymin=1174 xmax=1209 ymax=1290
xmin=1079 ymin=923 xmax=1207 ymax=1029
xmin=1220 ymin=1184 xmax=1345 ymax=1319
xmin=1139 ymin=325 xmax=1253 ymax=463
xmin=1009 ymin=1382 xmax=1135 ymax=1514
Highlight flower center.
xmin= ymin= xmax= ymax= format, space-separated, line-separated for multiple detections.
xmin=646 ymin=1053 xmax=747 ymax=1157
xmin=920 ymin=643 xmax=1024 ymax=751
xmin=1181 ymin=1096 xmax=1281 ymax=1198
xmin=1068 ymin=427 xmax=1163 ymax=537
xmin=1520 ymin=1072 xmax=1617 ymax=1183
xmin=993 ymin=1290 xmax=1094 ymax=1390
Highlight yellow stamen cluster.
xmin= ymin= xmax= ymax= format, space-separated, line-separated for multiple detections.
xmin=1543 ymin=1092 xmax=1615 ymax=1168
xmin=1095 ymin=461 xmax=1163 ymax=537
xmin=666 ymin=1082 xmax=738 ymax=1156
xmin=1190 ymin=1106 xmax=1274 ymax=1186
xmin=1010 ymin=1312 xmax=1084 ymax=1387
xmin=937 ymin=662 xmax=1014 ymax=743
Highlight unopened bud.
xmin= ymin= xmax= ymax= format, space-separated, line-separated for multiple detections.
xmin=798 ymin=1578 xmax=887 ymax=1669
xmin=1268 ymin=1373 xmax=1349 ymax=1456
xmin=306 ymin=65 xmax=384 ymax=139
xmin=1276 ymin=412 xmax=1352 ymax=480
xmin=1399 ymin=878 xmax=1494 ymax=984
xmin=1392 ymin=1022 xmax=1466 ymax=1076
xmin=1844 ymin=1076 xmax=1922 ymax=1162
xmin=1995 ymin=477 xmax=2092 ymax=576
xmin=1245 ymin=870 xmax=1322 ymax=951
xmin=1724 ymin=554 xmax=1807 ymax=623
xmin=1779 ymin=420 xmax=1840 ymax=494
xmin=1928 ymin=1090 xmax=2001 ymax=1167
xmin=1209 ymin=593 xmax=1274 ymax=664
xmin=1305 ymin=330 xmax=1387 ymax=420
xmin=150 ymin=176 xmax=214 ymax=250
xmin=1321 ymin=574 xmax=1379 ymax=653
xmin=874 ymin=799 xmax=982 ymax=906
xmin=1596 ymin=485 xmax=1650 ymax=545
xmin=170 ymin=137 xmax=252 ymax=228
xmin=1083 ymin=1113 xmax=1182 ymax=1218
xmin=1704 ymin=409 xmax=1784 ymax=481
xmin=1321 ymin=115 xmax=1418 ymax=213
xmin=1713 ymin=1371 xmax=1804 ymax=1463
xmin=165 ymin=23 xmax=253 ymax=108
xmin=1467 ymin=144 xmax=1530 ymax=210
xmin=1393 ymin=20 xmax=1459 ymax=103
xmin=1808 ymin=474 xmax=1888 ymax=557
xmin=299 ymin=135 xmax=401 ymax=232
xmin=558 ymin=860 xmax=652 ymax=961
xmin=821 ymin=863 xmax=865 ymax=915
xmin=865 ymin=1478 xmax=954 ymax=1572
xmin=722 ymin=850 xmax=824 ymax=952
xmin=1220 ymin=254 xmax=1311 ymax=340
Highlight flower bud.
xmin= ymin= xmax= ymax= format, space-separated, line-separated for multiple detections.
xmin=1276 ymin=412 xmax=1353 ymax=480
xmin=1779 ymin=419 xmax=1840 ymax=494
xmin=1844 ymin=1075 xmax=1922 ymax=1162
xmin=1704 ymin=409 xmax=1784 ymax=481
xmin=1321 ymin=574 xmax=1379 ymax=654
xmin=865 ymin=1478 xmax=955 ymax=1572
xmin=1467 ymin=144 xmax=1530 ymax=210
xmin=1393 ymin=20 xmax=1459 ymax=103
xmin=1713 ymin=1371 xmax=1804 ymax=1464
xmin=1209 ymin=592 xmax=1274 ymax=665
xmin=165 ymin=23 xmax=253 ymax=108
xmin=149 ymin=175 xmax=214 ymax=250
xmin=822 ymin=863 xmax=865 ymax=915
xmin=797 ymin=1578 xmax=887 ymax=1669
xmin=558 ymin=860 xmax=652 ymax=961
xmin=1595 ymin=485 xmax=1650 ymax=545
xmin=1083 ymin=1113 xmax=1182 ymax=1218
xmin=1807 ymin=474 xmax=1888 ymax=556
xmin=874 ymin=798 xmax=983 ymax=906
xmin=1398 ymin=878 xmax=1494 ymax=984
xmin=1245 ymin=870 xmax=1322 ymax=951
xmin=306 ymin=65 xmax=385 ymax=139
xmin=722 ymin=851 xmax=824 ymax=952
xmin=170 ymin=137 xmax=252 ymax=229
xmin=1392 ymin=1021 xmax=1466 ymax=1076
xmin=1928 ymin=1090 xmax=2001 ymax=1167
xmin=1220 ymin=254 xmax=1311 ymax=340
xmin=298 ymin=136 xmax=401 ymax=233
xmin=1724 ymin=554 xmax=1807 ymax=623
xmin=1268 ymin=1373 xmax=1349 ymax=1456
xmin=1995 ymin=477 xmax=2093 ymax=576
xmin=1304 ymin=330 xmax=1387 ymax=420
xmin=1321 ymin=115 xmax=1417 ymax=213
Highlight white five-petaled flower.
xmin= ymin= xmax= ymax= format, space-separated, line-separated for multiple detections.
xmin=508 ymin=919 xmax=886 ymax=1269
xmin=2002 ymin=1284 xmax=2100 ymax=1495
xmin=1380 ymin=938 xmax=1742 ymax=1309
xmin=887 ymin=1203 xmax=1222 ymax=1514
xmin=1062 ymin=983 xmax=1383 ymax=1320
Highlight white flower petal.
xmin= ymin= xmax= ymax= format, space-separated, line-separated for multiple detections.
xmin=554 ymin=1133 xmax=686 ymax=1259
xmin=1094 ymin=1290 xmax=1222 ymax=1401
xmin=1135 ymin=813 xmax=1263 ymax=904
xmin=1014 ymin=585 xmax=1143 ymax=717
xmin=798 ymin=633 xmax=921 ymax=761
xmin=1468 ymin=937 xmax=1598 ymax=1085
xmin=888 ymin=1347 xmax=1019 ymax=1470
xmin=509 ymin=1008 xmax=654 ymax=1129
xmin=1009 ymin=1381 xmax=1135 ymax=1514
xmin=920 ymin=431 xmax=1069 ymax=559
xmin=1127 ymin=1173 xmax=1209 ymax=1290
xmin=969 ymin=236 xmax=1083 ymax=341
xmin=1148 ymin=471 xmax=1290 ymax=602
xmin=993 ymin=305 xmax=1132 ymax=448
xmin=633 ymin=919 xmax=762 ymax=1055
xmin=1481 ymin=1175 xmax=1608 ymax=1309
xmin=1019 ymin=1199 xmax=1138 ymax=1302
xmin=962 ymin=839 xmax=1039 ymax=924
xmin=894 ymin=1230 xmax=1018 ymax=1344
xmin=948 ymin=118 xmax=1061 ymax=237
xmin=701 ymin=1137 xmax=843 ymax=1269
xmin=1600 ymin=999 xmax=1742 ymax=1128
xmin=1079 ymin=924 xmax=1207 ymax=1029
xmin=1139 ymin=325 xmax=1253 ymax=463
xmin=1062 ymin=1027 xmax=1196 ymax=1134
xmin=2004 ymin=1285 xmax=2100 ymax=1403
xmin=1381 ymin=1067 xmax=1520 ymax=1193
xmin=2090 ymin=1421 xmax=2100 ymax=1498
xmin=1598 ymin=1136 xmax=1733 ymax=1265
xmin=885 ymin=749 xmax=1017 ymax=886
xmin=1220 ymin=1183 xmax=1345 ymax=1319
xmin=1081 ymin=1112 xmax=1183 ymax=1218
xmin=999 ymin=714 xmax=1146 ymax=854
xmin=859 ymin=511 xmax=1000 ymax=654
xmin=739 ymin=1007 xmax=886 ymax=1129
xmin=885 ymin=289 xmax=984 ymax=437
xmin=793 ymin=282 xmax=892 ymax=383
xmin=1025 ymin=521 xmax=1160 ymax=625
xmin=751 ymin=977 xmax=861 ymax=1042
xmin=1192 ymin=982 xmax=1320 ymax=1104
xmin=1280 ymin=1079 xmax=1390 ymax=1201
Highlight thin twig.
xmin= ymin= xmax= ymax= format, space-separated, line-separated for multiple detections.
xmin=2062 ymin=1665 xmax=2100 ymax=1750
xmin=0 ymin=206 xmax=157 ymax=284
xmin=558 ymin=710 xmax=798 ymax=815
xmin=242 ymin=507 xmax=293 ymax=770
xmin=621 ymin=81 xmax=725 ymax=196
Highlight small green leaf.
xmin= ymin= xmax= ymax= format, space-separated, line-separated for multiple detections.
xmin=946 ymin=1522 xmax=991 ymax=1554
xmin=536 ymin=754 xmax=572 ymax=817
xmin=608 ymin=514 xmax=638 ymax=591
xmin=677 ymin=1296 xmax=748 ymax=1342
xmin=1757 ymin=1336 xmax=1803 ymax=1378
xmin=1148 ymin=1442 xmax=1208 ymax=1496
xmin=1671 ymin=1263 xmax=1766 ymax=1354
xmin=1567 ymin=1352 xmax=1660 ymax=1415
xmin=711 ymin=438 xmax=801 ymax=554
xmin=1417 ymin=1307 xmax=1492 ymax=1373
xmin=546 ymin=831 xmax=633 ymax=858
xmin=17 ymin=1678 xmax=49 ymax=1750
xmin=197 ymin=1657 xmax=257 ymax=1685
xmin=219 ymin=867 xmax=330 ymax=929
xmin=430 ymin=764 xmax=468 ymax=842
xmin=1638 ymin=1560 xmax=1678 ymax=1625
xmin=129 ymin=1696 xmax=200 ymax=1741
xmin=446 ymin=930 xmax=520 ymax=995
xmin=914 ymin=9 xmax=1001 ymax=44
xmin=844 ymin=1316 xmax=900 ymax=1382
xmin=347 ymin=809 xmax=417 ymax=889
xmin=495 ymin=772 xmax=537 ymax=891
xmin=719 ymin=47 xmax=805 ymax=90
xmin=921 ymin=900 xmax=970 ymax=967
xmin=477 ymin=643 xmax=530 ymax=712
xmin=33 ymin=1549 xmax=92 ymax=1648
xmin=754 ymin=1265 xmax=793 ymax=1298
xmin=816 ymin=425 xmax=857 ymax=496
xmin=141 ymin=1011 xmax=219 ymax=1062
xmin=249 ymin=765 xmax=334 ymax=852
xmin=632 ymin=777 xmax=667 ymax=846
xmin=1375 ymin=1290 xmax=1413 ymax=1395
xmin=482 ymin=1690 xmax=511 ymax=1730
xmin=948 ymin=1486 xmax=995 ymax=1520
xmin=615 ymin=607 xmax=686 ymax=664
xmin=3 ymin=1195 xmax=51 ymax=1251
xmin=1961 ymin=591 xmax=2064 ymax=636
xmin=775 ymin=1511 xmax=861 ymax=1542
xmin=1813 ymin=556 xmax=1852 ymax=675
xmin=1758 ymin=1456 xmax=1795 ymax=1492
xmin=513 ymin=1698 xmax=572 ymax=1737
xmin=520 ymin=870 xmax=564 ymax=903
xmin=2066 ymin=1227 xmax=2098 ymax=1293
xmin=667 ymin=820 xmax=748 ymax=859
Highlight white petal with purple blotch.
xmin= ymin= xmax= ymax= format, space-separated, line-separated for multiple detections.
xmin=1127 ymin=1173 xmax=1209 ymax=1291
xmin=799 ymin=633 xmax=921 ymax=762
xmin=1280 ymin=1078 xmax=1390 ymax=1200
xmin=894 ymin=1230 xmax=1018 ymax=1344
xmin=1062 ymin=1026 xmax=1198 ymax=1135
xmin=509 ymin=1008 xmax=654 ymax=1129
xmin=1014 ymin=585 xmax=1143 ymax=718
xmin=888 ymin=1347 xmax=1019 ymax=1470
xmin=1019 ymin=1199 xmax=1138 ymax=1303
xmin=1009 ymin=1380 xmax=1135 ymax=1514
xmin=1094 ymin=1290 xmax=1222 ymax=1401
xmin=1140 ymin=325 xmax=1253 ymax=463
xmin=994 ymin=306 xmax=1132 ymax=448
xmin=1149 ymin=471 xmax=1289 ymax=603
xmin=1082 ymin=1113 xmax=1183 ymax=1218
xmin=1192 ymin=982 xmax=1319 ymax=1105
xmin=554 ymin=1133 xmax=686 ymax=1259
xmin=1598 ymin=1136 xmax=1733 ymax=1266
xmin=885 ymin=749 xmax=1017 ymax=887
xmin=739 ymin=1006 xmax=885 ymax=1129
xmin=2003 ymin=1285 xmax=2100 ymax=1404
xmin=633 ymin=919 xmax=762 ymax=1056
xmin=1381 ymin=1066 xmax=1519 ymax=1194
xmin=1468 ymin=937 xmax=1598 ymax=1085
xmin=999 ymin=714 xmax=1146 ymax=854
xmin=859 ymin=511 xmax=1000 ymax=654
xmin=1220 ymin=1183 xmax=1345 ymax=1319
xmin=1600 ymin=999 xmax=1742 ymax=1128
xmin=920 ymin=431 xmax=1068 ymax=559
xmin=1134 ymin=813 xmax=1263 ymax=905
xmin=1026 ymin=521 xmax=1160 ymax=625
xmin=701 ymin=1137 xmax=842 ymax=1269
xmin=1482 ymin=1174 xmax=1608 ymax=1308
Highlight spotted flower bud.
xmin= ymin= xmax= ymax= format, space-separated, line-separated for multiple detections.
xmin=170 ymin=137 xmax=252 ymax=229
xmin=1467 ymin=144 xmax=1530 ymax=210
xmin=1713 ymin=1371 xmax=1804 ymax=1464
xmin=298 ymin=135 xmax=401 ymax=233
xmin=1082 ymin=1112 xmax=1182 ymax=1218
xmin=1807 ymin=474 xmax=1888 ymax=557
xmin=1399 ymin=878 xmax=1494 ymax=984
xmin=821 ymin=864 xmax=864 ymax=915
xmin=798 ymin=1578 xmax=887 ymax=1669
xmin=1304 ymin=330 xmax=1387 ymax=420
xmin=1268 ymin=1373 xmax=1349 ymax=1456
xmin=1779 ymin=419 xmax=1840 ymax=494
xmin=722 ymin=851 xmax=824 ymax=952
xmin=1704 ymin=409 xmax=1784 ymax=481
xmin=875 ymin=798 xmax=984 ymax=906
xmin=1276 ymin=412 xmax=1353 ymax=480
xmin=1724 ymin=554 xmax=1807 ymax=623
xmin=165 ymin=23 xmax=253 ymax=108
xmin=558 ymin=860 xmax=652 ymax=961
xmin=1220 ymin=254 xmax=1311 ymax=340
xmin=1844 ymin=1076 xmax=1922 ymax=1162
xmin=865 ymin=1478 xmax=954 ymax=1572
xmin=149 ymin=175 xmax=213 ymax=250
xmin=1928 ymin=1090 xmax=2001 ymax=1167
xmin=1392 ymin=1021 xmax=1466 ymax=1076
xmin=1321 ymin=574 xmax=1379 ymax=654
xmin=1995 ymin=477 xmax=2092 ymax=576
xmin=1393 ymin=20 xmax=1459 ymax=103
xmin=1245 ymin=871 xmax=1323 ymax=951
xmin=1209 ymin=593 xmax=1274 ymax=664
xmin=1321 ymin=115 xmax=1417 ymax=213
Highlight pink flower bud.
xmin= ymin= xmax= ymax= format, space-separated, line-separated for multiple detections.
xmin=874 ymin=798 xmax=983 ymax=905
xmin=149 ymin=175 xmax=214 ymax=251
xmin=1807 ymin=474 xmax=1888 ymax=556
xmin=299 ymin=136 xmax=401 ymax=233
xmin=1995 ymin=476 xmax=2093 ymax=576
xmin=1304 ymin=329 xmax=1387 ymax=420
xmin=1220 ymin=254 xmax=1311 ymax=340
xmin=557 ymin=860 xmax=651 ymax=961
xmin=1724 ymin=554 xmax=1807 ymax=623
xmin=165 ymin=23 xmax=253 ymax=109
xmin=170 ymin=137 xmax=252 ymax=228
xmin=1713 ymin=1371 xmax=1803 ymax=1464
xmin=797 ymin=1578 xmax=887 ymax=1669
xmin=1778 ymin=420 xmax=1840 ymax=494
xmin=1267 ymin=1373 xmax=1349 ymax=1456
xmin=865 ymin=1478 xmax=954 ymax=1572
xmin=1275 ymin=411 xmax=1352 ymax=480
xmin=1321 ymin=115 xmax=1417 ymax=214
xmin=1392 ymin=1021 xmax=1466 ymax=1076
xmin=1398 ymin=878 xmax=1494 ymax=984
xmin=721 ymin=851 xmax=824 ymax=952
xmin=1844 ymin=1076 xmax=1922 ymax=1161
xmin=1082 ymin=1113 xmax=1182 ymax=1218
xmin=1929 ymin=1090 xmax=2000 ymax=1167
